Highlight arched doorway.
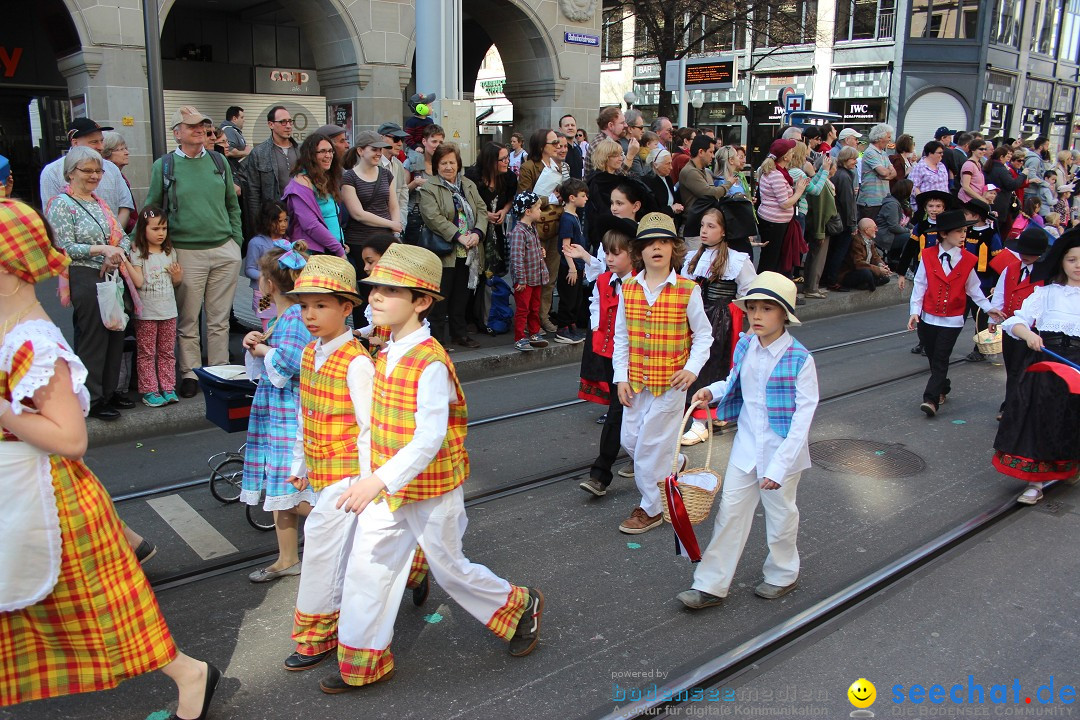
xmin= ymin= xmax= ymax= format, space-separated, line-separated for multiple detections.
xmin=903 ymin=90 xmax=969 ymax=147
xmin=0 ymin=0 xmax=82 ymax=205
xmin=157 ymin=0 xmax=364 ymax=146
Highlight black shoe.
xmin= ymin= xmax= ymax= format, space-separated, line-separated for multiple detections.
xmin=134 ymin=539 xmax=157 ymax=564
xmin=508 ymin=588 xmax=544 ymax=657
xmin=412 ymin=574 xmax=429 ymax=607
xmin=910 ymin=343 xmax=924 ymax=354
xmin=595 ymin=413 xmax=607 ymax=425
xmin=319 ymin=668 xmax=395 ymax=694
xmin=167 ymin=662 xmax=220 ymax=720
xmin=179 ymin=378 xmax=199 ymax=398
xmin=110 ymin=393 xmax=135 ymax=409
xmin=88 ymin=402 xmax=120 ymax=421
xmin=965 ymin=350 xmax=985 ymax=362
xmin=284 ymin=648 xmax=333 ymax=671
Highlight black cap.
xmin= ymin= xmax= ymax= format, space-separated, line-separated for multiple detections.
xmin=377 ymin=121 xmax=408 ymax=139
xmin=935 ymin=126 xmax=956 ymax=139
xmin=594 ymin=214 xmax=638 ymax=241
xmin=1033 ymin=227 xmax=1080 ymax=282
xmin=67 ymin=118 xmax=114 ymax=140
xmin=936 ymin=209 xmax=977 ymax=234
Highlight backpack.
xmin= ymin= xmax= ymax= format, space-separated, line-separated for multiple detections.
xmin=486 ymin=276 xmax=514 ymax=335
xmin=161 ymin=150 xmax=227 ymax=216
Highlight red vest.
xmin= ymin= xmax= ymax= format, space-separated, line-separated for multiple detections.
xmin=1002 ymin=261 xmax=1042 ymax=318
xmin=591 ymin=272 xmax=621 ymax=358
xmin=920 ymin=247 xmax=977 ymax=318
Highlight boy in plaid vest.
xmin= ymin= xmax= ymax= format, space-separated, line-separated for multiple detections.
xmin=613 ymin=213 xmax=713 ymax=534
xmin=316 ymin=243 xmax=544 ymax=694
xmin=678 ymin=272 xmax=819 ymax=609
xmin=283 ymin=256 xmax=429 ymax=675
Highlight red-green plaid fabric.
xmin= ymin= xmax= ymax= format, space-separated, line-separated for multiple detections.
xmin=372 ymin=338 xmax=469 ymax=511
xmin=0 ymin=198 xmax=70 ymax=285
xmin=0 ymin=456 xmax=176 ymax=706
xmin=338 ymin=643 xmax=394 ymax=686
xmin=299 ymin=339 xmax=365 ymax=491
xmin=292 ymin=608 xmax=340 ymax=656
xmin=486 ymin=585 xmax=530 ymax=641
xmin=622 ymin=276 xmax=695 ymax=395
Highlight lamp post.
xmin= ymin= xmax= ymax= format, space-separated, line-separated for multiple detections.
xmin=624 ymin=91 xmax=639 ymax=110
xmin=691 ymin=91 xmax=704 ymax=128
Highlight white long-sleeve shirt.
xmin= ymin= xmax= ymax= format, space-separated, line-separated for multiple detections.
xmin=372 ymin=325 xmax=457 ymax=496
xmin=908 ymin=245 xmax=994 ymax=328
xmin=289 ymin=330 xmax=374 ymax=481
xmin=611 ymin=269 xmax=713 ymax=385
xmin=989 ymin=250 xmax=1032 ymax=314
xmin=705 ymin=332 xmax=819 ymax=484
xmin=680 ymin=246 xmax=757 ymax=295
xmin=1001 ymin=284 xmax=1080 ymax=339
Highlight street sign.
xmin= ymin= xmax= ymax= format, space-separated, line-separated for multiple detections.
xmin=564 ymin=32 xmax=599 ymax=46
xmin=785 ymin=93 xmax=806 ymax=114
xmin=777 ymin=86 xmax=796 ymax=108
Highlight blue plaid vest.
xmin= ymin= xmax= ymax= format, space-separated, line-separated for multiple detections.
xmin=713 ymin=334 xmax=810 ymax=438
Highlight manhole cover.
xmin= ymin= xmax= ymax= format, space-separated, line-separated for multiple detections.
xmin=809 ymin=439 xmax=925 ymax=478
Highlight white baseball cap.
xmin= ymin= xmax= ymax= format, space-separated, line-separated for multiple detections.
xmin=838 ymin=128 xmax=862 ymax=141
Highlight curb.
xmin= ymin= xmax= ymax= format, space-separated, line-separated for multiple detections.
xmin=87 ymin=285 xmax=909 ymax=448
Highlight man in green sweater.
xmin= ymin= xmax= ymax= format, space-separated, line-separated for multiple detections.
xmin=145 ymin=105 xmax=243 ymax=398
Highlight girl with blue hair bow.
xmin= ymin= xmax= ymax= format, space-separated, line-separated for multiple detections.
xmin=241 ymin=238 xmax=317 ymax=583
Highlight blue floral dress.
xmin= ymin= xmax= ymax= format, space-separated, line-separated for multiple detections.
xmin=241 ymin=303 xmax=316 ymax=510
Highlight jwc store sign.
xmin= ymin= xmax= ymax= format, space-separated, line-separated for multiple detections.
xmin=828 ymin=99 xmax=887 ymax=124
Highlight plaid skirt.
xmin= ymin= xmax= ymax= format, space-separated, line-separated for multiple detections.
xmin=0 ymin=455 xmax=176 ymax=706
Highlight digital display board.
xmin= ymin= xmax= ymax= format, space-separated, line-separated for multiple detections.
xmin=685 ymin=61 xmax=735 ymax=87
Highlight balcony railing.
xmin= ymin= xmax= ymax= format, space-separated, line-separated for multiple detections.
xmin=877 ymin=9 xmax=895 ymax=40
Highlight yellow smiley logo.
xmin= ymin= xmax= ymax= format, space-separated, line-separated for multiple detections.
xmin=848 ymin=678 xmax=876 ymax=709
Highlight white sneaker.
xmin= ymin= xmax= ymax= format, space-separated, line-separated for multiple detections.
xmin=617 ymin=465 xmax=634 ymax=478
xmin=1017 ymin=487 xmax=1043 ymax=505
xmin=680 ymin=421 xmax=708 ymax=446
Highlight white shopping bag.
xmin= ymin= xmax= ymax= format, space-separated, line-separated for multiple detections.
xmin=96 ymin=271 xmax=128 ymax=331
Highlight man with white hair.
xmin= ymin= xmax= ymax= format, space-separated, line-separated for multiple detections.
xmin=857 ymin=123 xmax=896 ymax=220
xmin=781 ymin=126 xmax=804 ymax=143
xmin=829 ymin=128 xmax=861 ymax=158
xmin=650 ymin=116 xmax=674 ymax=148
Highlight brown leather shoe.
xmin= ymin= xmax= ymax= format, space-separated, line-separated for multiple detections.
xmin=319 ymin=668 xmax=395 ymax=694
xmin=618 ymin=507 xmax=663 ymax=534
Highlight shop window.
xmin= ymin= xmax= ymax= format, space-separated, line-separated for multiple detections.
xmin=1032 ymin=0 xmax=1064 ymax=55
xmin=694 ymin=10 xmax=747 ymax=54
xmin=759 ymin=0 xmax=818 ymax=47
xmin=909 ymin=0 xmax=980 ymax=38
xmin=1059 ymin=0 xmax=1080 ymax=60
xmin=601 ymin=3 xmax=624 ymax=62
xmin=836 ymin=0 xmax=897 ymax=41
xmin=992 ymin=0 xmax=1025 ymax=47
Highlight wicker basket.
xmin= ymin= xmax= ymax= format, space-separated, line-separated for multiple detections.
xmin=658 ymin=402 xmax=723 ymax=525
xmin=974 ymin=306 xmax=1002 ymax=356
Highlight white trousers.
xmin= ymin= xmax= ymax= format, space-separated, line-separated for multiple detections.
xmin=338 ymin=486 xmax=516 ymax=653
xmin=294 ymin=478 xmax=355 ymax=627
xmin=621 ymin=386 xmax=686 ymax=516
xmin=691 ymin=462 xmax=802 ymax=597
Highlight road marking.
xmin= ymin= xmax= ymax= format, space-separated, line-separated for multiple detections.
xmin=147 ymin=494 xmax=238 ymax=560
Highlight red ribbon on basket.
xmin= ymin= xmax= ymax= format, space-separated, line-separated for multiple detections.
xmin=664 ymin=475 xmax=702 ymax=563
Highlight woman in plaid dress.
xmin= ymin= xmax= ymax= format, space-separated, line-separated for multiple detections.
xmin=242 ymin=240 xmax=314 ymax=583
xmin=0 ymin=199 xmax=219 ymax=718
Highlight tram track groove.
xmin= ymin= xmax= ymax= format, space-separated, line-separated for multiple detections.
xmin=145 ymin=343 xmax=959 ymax=592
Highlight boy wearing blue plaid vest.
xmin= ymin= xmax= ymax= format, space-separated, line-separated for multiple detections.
xmin=677 ymin=272 xmax=819 ymax=609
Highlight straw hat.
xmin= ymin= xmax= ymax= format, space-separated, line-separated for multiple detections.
xmin=635 ymin=212 xmax=678 ymax=241
xmin=361 ymin=243 xmax=444 ymax=300
xmin=287 ymin=255 xmax=362 ymax=304
xmin=733 ymin=271 xmax=801 ymax=325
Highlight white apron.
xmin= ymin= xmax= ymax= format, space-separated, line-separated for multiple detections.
xmin=0 ymin=441 xmax=61 ymax=612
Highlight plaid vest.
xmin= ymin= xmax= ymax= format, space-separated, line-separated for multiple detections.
xmin=714 ymin=334 xmax=810 ymax=438
xmin=591 ymin=272 xmax=621 ymax=359
xmin=372 ymin=337 xmax=469 ymax=511
xmin=920 ymin=247 xmax=977 ymax=318
xmin=1002 ymin=262 xmax=1042 ymax=318
xmin=623 ymin=275 xmax=695 ymax=395
xmin=299 ymin=338 xmax=366 ymax=492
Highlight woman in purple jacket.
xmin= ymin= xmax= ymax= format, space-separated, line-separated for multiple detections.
xmin=281 ymin=134 xmax=347 ymax=257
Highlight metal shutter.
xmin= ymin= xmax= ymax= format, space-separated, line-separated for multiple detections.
xmin=901 ymin=90 xmax=970 ymax=149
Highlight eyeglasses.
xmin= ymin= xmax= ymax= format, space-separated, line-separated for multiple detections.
xmin=315 ymin=149 xmax=334 ymax=155
xmin=546 ymin=140 xmax=561 ymax=146
xmin=75 ymin=167 xmax=104 ymax=175
xmin=631 ymin=125 xmax=645 ymax=130
xmin=273 ymin=118 xmax=294 ymax=125
xmin=498 ymin=155 xmax=510 ymax=162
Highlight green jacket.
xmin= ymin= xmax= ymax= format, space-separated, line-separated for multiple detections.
xmin=144 ymin=150 xmax=242 ymax=250
xmin=418 ymin=175 xmax=488 ymax=269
